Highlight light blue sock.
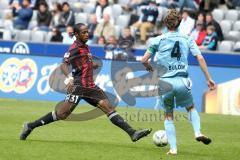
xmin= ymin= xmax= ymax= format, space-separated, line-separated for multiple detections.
xmin=164 ymin=119 xmax=177 ymax=150
xmin=189 ymin=109 xmax=201 ymax=137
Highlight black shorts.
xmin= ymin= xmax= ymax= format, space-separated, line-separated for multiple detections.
xmin=65 ymin=85 xmax=108 ymax=107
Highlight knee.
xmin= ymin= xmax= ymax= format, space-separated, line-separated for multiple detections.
xmin=56 ymin=110 xmax=71 ymax=120
xmin=165 ymin=112 xmax=174 ymax=120
xmin=98 ymin=100 xmax=115 ymax=114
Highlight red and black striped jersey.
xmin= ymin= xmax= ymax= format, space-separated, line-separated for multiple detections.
xmin=63 ymin=41 xmax=95 ymax=88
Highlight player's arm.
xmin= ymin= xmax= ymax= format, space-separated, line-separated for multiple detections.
xmin=60 ymin=52 xmax=74 ymax=90
xmin=93 ymin=62 xmax=100 ymax=69
xmin=60 ymin=62 xmax=70 ymax=77
xmin=141 ymin=51 xmax=153 ymax=72
xmin=195 ymin=54 xmax=216 ymax=90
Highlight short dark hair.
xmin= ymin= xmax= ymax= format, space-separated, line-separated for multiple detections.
xmin=74 ymin=23 xmax=86 ymax=34
xmin=206 ymin=12 xmax=213 ymax=17
xmin=62 ymin=2 xmax=70 ymax=7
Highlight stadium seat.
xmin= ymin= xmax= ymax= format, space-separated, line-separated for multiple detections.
xmin=0 ymin=29 xmax=11 ymax=40
xmin=71 ymin=2 xmax=82 ymax=13
xmin=12 ymin=29 xmax=20 ymax=41
xmin=31 ymin=10 xmax=38 ymax=21
xmin=116 ymin=15 xmax=130 ymax=28
xmin=114 ymin=25 xmax=122 ymax=38
xmin=28 ymin=20 xmax=38 ymax=30
xmin=18 ymin=30 xmax=31 ymax=42
xmin=75 ymin=13 xmax=88 ymax=24
xmin=83 ymin=3 xmax=95 ymax=14
xmin=118 ymin=0 xmax=130 ymax=5
xmin=45 ymin=32 xmax=53 ymax=43
xmin=112 ymin=4 xmax=123 ymax=20
xmin=224 ymin=9 xmax=239 ymax=22
xmin=0 ymin=19 xmax=3 ymax=28
xmin=233 ymin=41 xmax=240 ymax=52
xmin=220 ymin=20 xmax=232 ymax=36
xmin=0 ymin=0 xmax=9 ymax=10
xmin=0 ymin=10 xmax=4 ymax=19
xmin=3 ymin=29 xmax=12 ymax=40
xmin=233 ymin=21 xmax=240 ymax=31
xmin=0 ymin=9 xmax=12 ymax=19
xmin=31 ymin=30 xmax=47 ymax=42
xmin=212 ymin=9 xmax=225 ymax=23
xmin=225 ymin=31 xmax=240 ymax=41
xmin=218 ymin=40 xmax=235 ymax=52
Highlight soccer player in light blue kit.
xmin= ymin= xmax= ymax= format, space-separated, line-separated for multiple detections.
xmin=141 ymin=9 xmax=216 ymax=155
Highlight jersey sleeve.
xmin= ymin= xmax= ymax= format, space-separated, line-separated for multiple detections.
xmin=147 ymin=37 xmax=159 ymax=56
xmin=188 ymin=37 xmax=201 ymax=56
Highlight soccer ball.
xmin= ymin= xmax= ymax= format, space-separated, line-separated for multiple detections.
xmin=152 ymin=130 xmax=168 ymax=147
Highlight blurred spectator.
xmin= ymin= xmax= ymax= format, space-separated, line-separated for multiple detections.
xmin=206 ymin=12 xmax=223 ymax=41
xmin=50 ymin=2 xmax=62 ymax=28
xmin=62 ymin=26 xmax=75 ymax=44
xmin=9 ymin=0 xmax=23 ymax=6
xmin=156 ymin=0 xmax=178 ymax=8
xmin=105 ymin=35 xmax=120 ymax=59
xmin=58 ymin=2 xmax=75 ymax=31
xmin=2 ymin=11 xmax=14 ymax=30
xmin=199 ymin=25 xmax=218 ymax=50
xmin=11 ymin=0 xmax=33 ymax=30
xmin=231 ymin=0 xmax=240 ymax=9
xmin=178 ymin=0 xmax=198 ymax=10
xmin=32 ymin=0 xmax=47 ymax=10
xmin=35 ymin=2 xmax=52 ymax=31
xmin=50 ymin=27 xmax=63 ymax=42
xmin=97 ymin=36 xmax=106 ymax=45
xmin=94 ymin=13 xmax=115 ymax=42
xmin=119 ymin=27 xmax=135 ymax=46
xmin=122 ymin=0 xmax=143 ymax=12
xmin=179 ymin=10 xmax=195 ymax=36
xmin=119 ymin=27 xmax=135 ymax=61
xmin=95 ymin=0 xmax=114 ymax=24
xmin=199 ymin=0 xmax=219 ymax=12
xmin=131 ymin=1 xmax=159 ymax=43
xmin=190 ymin=22 xmax=207 ymax=46
xmin=88 ymin=14 xmax=98 ymax=43
xmin=197 ymin=12 xmax=206 ymax=27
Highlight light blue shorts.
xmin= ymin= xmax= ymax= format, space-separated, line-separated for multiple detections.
xmin=159 ymin=76 xmax=194 ymax=113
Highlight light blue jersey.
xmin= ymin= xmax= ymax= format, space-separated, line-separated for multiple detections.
xmin=147 ymin=31 xmax=201 ymax=78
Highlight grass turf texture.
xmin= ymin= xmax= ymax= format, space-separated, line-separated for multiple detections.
xmin=0 ymin=98 xmax=239 ymax=160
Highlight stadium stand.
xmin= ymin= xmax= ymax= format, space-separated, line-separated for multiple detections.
xmin=0 ymin=0 xmax=240 ymax=54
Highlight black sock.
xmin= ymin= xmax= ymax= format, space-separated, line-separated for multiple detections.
xmin=108 ymin=111 xmax=136 ymax=136
xmin=28 ymin=111 xmax=58 ymax=129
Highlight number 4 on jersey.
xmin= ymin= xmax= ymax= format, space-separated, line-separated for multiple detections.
xmin=171 ymin=41 xmax=181 ymax=61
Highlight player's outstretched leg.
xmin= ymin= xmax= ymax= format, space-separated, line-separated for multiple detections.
xmin=164 ymin=113 xmax=177 ymax=155
xmin=20 ymin=102 xmax=76 ymax=140
xmin=187 ymin=106 xmax=211 ymax=145
xmin=20 ymin=111 xmax=58 ymax=140
xmin=98 ymin=99 xmax=152 ymax=142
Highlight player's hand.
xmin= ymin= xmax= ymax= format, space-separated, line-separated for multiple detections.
xmin=146 ymin=65 xmax=154 ymax=72
xmin=93 ymin=63 xmax=99 ymax=69
xmin=207 ymin=79 xmax=216 ymax=90
xmin=64 ymin=76 xmax=74 ymax=93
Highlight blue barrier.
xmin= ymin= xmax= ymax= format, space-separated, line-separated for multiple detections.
xmin=0 ymin=53 xmax=239 ymax=112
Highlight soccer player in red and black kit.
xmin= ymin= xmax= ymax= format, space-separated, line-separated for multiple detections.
xmin=20 ymin=23 xmax=151 ymax=142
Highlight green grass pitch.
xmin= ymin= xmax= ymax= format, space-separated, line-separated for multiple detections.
xmin=0 ymin=98 xmax=239 ymax=160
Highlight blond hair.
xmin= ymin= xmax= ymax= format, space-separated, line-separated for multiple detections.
xmin=164 ymin=9 xmax=181 ymax=30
